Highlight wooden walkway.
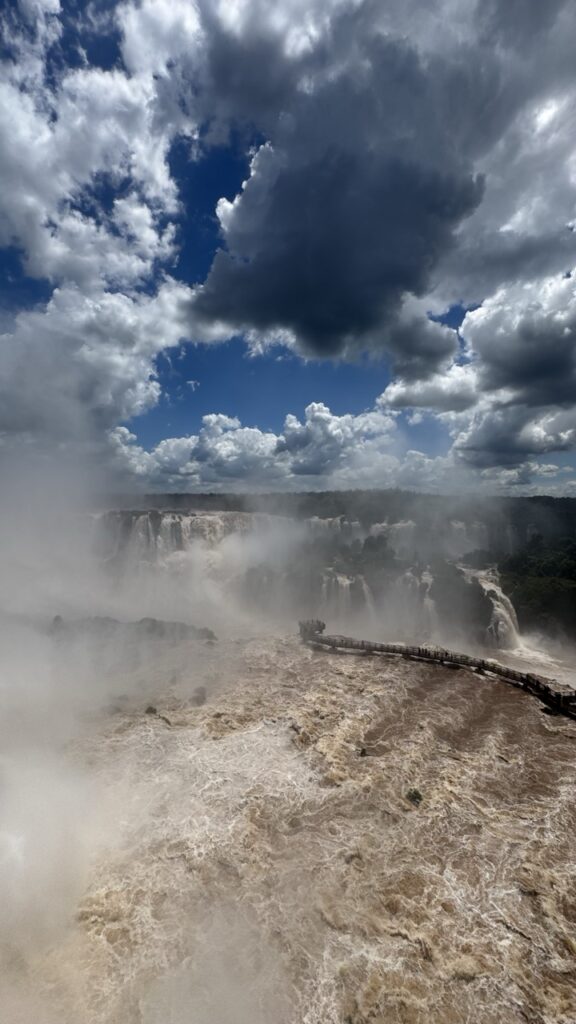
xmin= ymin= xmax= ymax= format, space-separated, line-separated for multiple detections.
xmin=299 ymin=626 xmax=576 ymax=720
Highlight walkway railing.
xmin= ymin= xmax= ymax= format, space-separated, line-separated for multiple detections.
xmin=297 ymin=620 xmax=576 ymax=720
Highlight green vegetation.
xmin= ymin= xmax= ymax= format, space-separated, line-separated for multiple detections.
xmin=118 ymin=488 xmax=576 ymax=547
xmin=115 ymin=490 xmax=576 ymax=639
xmin=500 ymin=537 xmax=576 ymax=638
xmin=501 ymin=537 xmax=576 ymax=580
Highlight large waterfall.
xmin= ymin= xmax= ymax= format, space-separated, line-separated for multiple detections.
xmin=463 ymin=567 xmax=521 ymax=650
xmin=92 ymin=510 xmax=521 ymax=650
xmin=3 ymin=505 xmax=574 ymax=1024
xmin=95 ymin=509 xmax=301 ymax=563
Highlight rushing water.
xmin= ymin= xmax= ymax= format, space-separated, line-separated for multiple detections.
xmin=463 ymin=568 xmax=521 ymax=650
xmin=94 ymin=511 xmax=514 ymax=649
xmin=2 ymin=510 xmax=574 ymax=1023
xmin=1 ymin=629 xmax=575 ymax=1024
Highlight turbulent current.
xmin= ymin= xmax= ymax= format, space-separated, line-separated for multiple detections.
xmin=1 ymin=509 xmax=575 ymax=1023
xmin=2 ymin=632 xmax=576 ymax=1024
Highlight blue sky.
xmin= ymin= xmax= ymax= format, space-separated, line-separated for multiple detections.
xmin=138 ymin=136 xmax=465 ymax=448
xmin=138 ymin=130 xmax=470 ymax=445
xmin=148 ymin=344 xmax=390 ymax=441
xmin=1 ymin=0 xmax=576 ymax=493
xmin=168 ymin=134 xmax=254 ymax=285
xmin=0 ymin=245 xmax=53 ymax=312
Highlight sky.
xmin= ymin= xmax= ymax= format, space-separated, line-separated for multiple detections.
xmin=1 ymin=0 xmax=576 ymax=494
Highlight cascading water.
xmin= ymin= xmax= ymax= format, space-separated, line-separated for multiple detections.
xmin=383 ymin=520 xmax=417 ymax=559
xmin=396 ymin=568 xmax=420 ymax=613
xmin=92 ymin=511 xmax=310 ymax=631
xmin=93 ymin=511 xmax=524 ymax=650
xmin=319 ymin=569 xmax=354 ymax=620
xmin=420 ymin=569 xmax=438 ymax=637
xmin=5 ymin=505 xmax=576 ymax=1024
xmin=96 ymin=510 xmax=289 ymax=563
xmin=306 ymin=516 xmax=364 ymax=542
xmin=336 ymin=574 xmax=352 ymax=617
xmin=463 ymin=567 xmax=520 ymax=649
xmin=98 ymin=512 xmax=386 ymax=629
xmin=359 ymin=575 xmax=377 ymax=619
xmin=486 ymin=589 xmax=520 ymax=649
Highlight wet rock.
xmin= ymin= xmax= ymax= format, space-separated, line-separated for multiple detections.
xmin=138 ymin=617 xmax=216 ymax=642
xmin=50 ymin=615 xmax=216 ymax=643
xmin=144 ymin=705 xmax=171 ymax=726
xmin=406 ymin=788 xmax=423 ymax=807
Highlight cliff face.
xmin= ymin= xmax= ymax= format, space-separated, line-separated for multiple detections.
xmin=429 ymin=564 xmax=494 ymax=646
xmin=91 ymin=510 xmax=511 ymax=650
xmin=109 ymin=489 xmax=576 ymax=551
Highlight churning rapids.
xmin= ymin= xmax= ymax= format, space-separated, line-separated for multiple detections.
xmin=1 ymin=509 xmax=575 ymax=1024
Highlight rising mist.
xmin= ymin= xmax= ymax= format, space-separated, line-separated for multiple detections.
xmin=1 ymin=485 xmax=575 ymax=1022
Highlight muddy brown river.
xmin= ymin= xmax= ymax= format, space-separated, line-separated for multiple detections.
xmin=1 ymin=634 xmax=575 ymax=1023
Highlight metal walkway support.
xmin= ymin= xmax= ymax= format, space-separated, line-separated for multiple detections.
xmin=297 ymin=621 xmax=576 ymax=721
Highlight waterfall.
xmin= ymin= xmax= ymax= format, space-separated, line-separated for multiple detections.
xmin=388 ymin=569 xmax=420 ymax=638
xmin=320 ymin=570 xmax=353 ymax=620
xmin=157 ymin=513 xmax=184 ymax=555
xmin=397 ymin=569 xmax=419 ymax=605
xmin=93 ymin=512 xmax=520 ymax=649
xmin=336 ymin=574 xmax=352 ymax=617
xmin=485 ymin=589 xmax=520 ymax=649
xmin=306 ymin=516 xmax=364 ymax=543
xmin=321 ymin=573 xmax=329 ymax=610
xmin=387 ymin=520 xmax=417 ymax=559
xmin=90 ymin=511 xmax=309 ymax=629
xmin=464 ymin=567 xmax=520 ymax=649
xmin=122 ymin=512 xmax=155 ymax=562
xmin=359 ymin=576 xmax=377 ymax=618
xmin=95 ymin=510 xmax=300 ymax=563
xmin=420 ymin=569 xmax=438 ymax=636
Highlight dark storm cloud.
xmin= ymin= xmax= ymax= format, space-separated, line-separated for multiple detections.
xmin=154 ymin=0 xmax=576 ymax=481
xmin=451 ymin=272 xmax=576 ymax=468
xmin=194 ymin=2 xmax=297 ymax=137
xmin=478 ymin=316 xmax=576 ymax=407
xmin=454 ymin=404 xmax=576 ymax=469
xmin=191 ymin=11 xmax=484 ymax=362
xmin=383 ymin=316 xmax=461 ymax=381
xmin=186 ymin=0 xmax=576 ymax=375
xmin=439 ymin=229 xmax=576 ymax=307
xmin=3 ymin=0 xmax=576 ymax=488
xmin=462 ymin=275 xmax=576 ymax=404
xmin=196 ymin=149 xmax=482 ymax=357
xmin=478 ymin=0 xmax=570 ymax=48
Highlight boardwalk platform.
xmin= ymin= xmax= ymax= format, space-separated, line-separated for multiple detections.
xmin=298 ymin=621 xmax=576 ymax=721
